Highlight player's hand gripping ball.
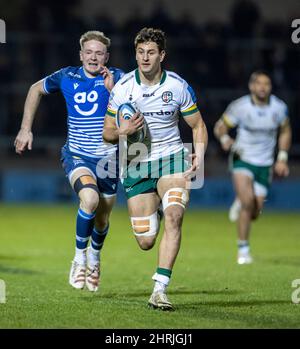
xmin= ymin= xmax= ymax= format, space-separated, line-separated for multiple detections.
xmin=116 ymin=103 xmax=146 ymax=144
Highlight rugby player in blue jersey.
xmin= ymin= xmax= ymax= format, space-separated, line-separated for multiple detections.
xmin=14 ymin=31 xmax=124 ymax=292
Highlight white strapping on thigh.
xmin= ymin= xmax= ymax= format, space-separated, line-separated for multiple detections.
xmin=254 ymin=182 xmax=268 ymax=197
xmin=162 ymin=187 xmax=189 ymax=211
xmin=69 ymin=166 xmax=96 ymax=184
xmin=130 ymin=212 xmax=159 ymax=237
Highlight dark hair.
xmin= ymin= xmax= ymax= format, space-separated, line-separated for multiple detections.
xmin=134 ymin=27 xmax=166 ymax=52
xmin=249 ymin=70 xmax=272 ymax=84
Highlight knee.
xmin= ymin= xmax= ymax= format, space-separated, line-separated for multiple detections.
xmin=164 ymin=208 xmax=184 ymax=231
xmin=131 ymin=212 xmax=159 ymax=242
xmin=94 ymin=215 xmax=109 ymax=231
xmin=251 ymin=208 xmax=261 ymax=220
xmin=80 ymin=190 xmax=99 ymax=213
xmin=137 ymin=237 xmax=156 ymax=251
xmin=240 ymin=196 xmax=255 ymax=212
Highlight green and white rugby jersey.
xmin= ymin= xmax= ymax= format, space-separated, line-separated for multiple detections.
xmin=223 ymin=95 xmax=288 ymax=166
xmin=107 ymin=69 xmax=199 ymax=162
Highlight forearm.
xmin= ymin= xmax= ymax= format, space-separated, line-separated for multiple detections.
xmin=214 ymin=119 xmax=230 ymax=141
xmin=278 ymin=128 xmax=292 ymax=152
xmin=276 ymin=126 xmax=292 ymax=162
xmin=193 ymin=120 xmax=208 ymax=156
xmin=20 ymin=83 xmax=44 ymax=131
xmin=103 ymin=127 xmax=120 ymax=145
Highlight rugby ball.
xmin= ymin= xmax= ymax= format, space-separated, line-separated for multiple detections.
xmin=116 ymin=103 xmax=146 ymax=143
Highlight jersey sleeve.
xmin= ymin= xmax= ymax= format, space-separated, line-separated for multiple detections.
xmin=43 ymin=69 xmax=64 ymax=94
xmin=106 ymin=82 xmax=126 ymax=118
xmin=180 ymin=81 xmax=199 ymax=117
xmin=222 ymin=100 xmax=241 ymax=128
xmin=278 ymin=101 xmax=289 ymax=126
xmin=113 ymin=68 xmax=125 ymax=83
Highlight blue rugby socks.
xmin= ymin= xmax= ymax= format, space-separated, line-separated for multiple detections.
xmin=74 ymin=208 xmax=95 ymax=264
xmin=88 ymin=225 xmax=109 ymax=266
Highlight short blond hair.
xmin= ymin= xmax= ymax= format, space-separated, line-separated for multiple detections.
xmin=79 ymin=31 xmax=111 ymax=50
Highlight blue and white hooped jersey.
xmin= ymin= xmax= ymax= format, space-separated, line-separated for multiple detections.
xmin=43 ymin=66 xmax=124 ymax=158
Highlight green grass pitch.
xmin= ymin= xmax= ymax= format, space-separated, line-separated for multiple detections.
xmin=0 ymin=204 xmax=299 ymax=328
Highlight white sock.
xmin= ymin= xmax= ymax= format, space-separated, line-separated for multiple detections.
xmin=152 ymin=272 xmax=170 ymax=293
xmin=154 ymin=281 xmax=167 ymax=293
xmin=238 ymin=240 xmax=250 ymax=254
xmin=74 ymin=248 xmax=87 ymax=265
xmin=235 ymin=198 xmax=241 ymax=207
xmin=88 ymin=246 xmax=100 ymax=266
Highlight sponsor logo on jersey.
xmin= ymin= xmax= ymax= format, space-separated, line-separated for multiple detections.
xmin=257 ymin=111 xmax=266 ymax=117
xmin=143 ymin=92 xmax=155 ymax=97
xmin=94 ymin=80 xmax=104 ymax=87
xmin=68 ymin=72 xmax=82 ymax=79
xmin=73 ymin=159 xmax=85 ymax=166
xmin=74 ymin=90 xmax=98 ymax=116
xmin=142 ymin=110 xmax=175 ymax=117
xmin=162 ymin=91 xmax=173 ymax=103
xmin=73 ymin=83 xmax=79 ymax=89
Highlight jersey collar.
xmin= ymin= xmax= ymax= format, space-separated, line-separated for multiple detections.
xmin=250 ymin=94 xmax=271 ymax=106
xmin=135 ymin=69 xmax=166 ymax=86
xmin=80 ymin=66 xmax=104 ymax=80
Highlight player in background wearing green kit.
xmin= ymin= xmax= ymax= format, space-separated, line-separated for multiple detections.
xmin=214 ymin=71 xmax=292 ymax=264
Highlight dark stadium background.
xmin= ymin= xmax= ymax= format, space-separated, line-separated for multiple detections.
xmin=1 ymin=0 xmax=300 ymax=209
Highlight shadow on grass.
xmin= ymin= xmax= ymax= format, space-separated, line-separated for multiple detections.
xmin=257 ymin=256 xmax=300 ymax=267
xmin=81 ymin=288 xmax=242 ymax=301
xmin=0 ymin=254 xmax=28 ymax=261
xmin=0 ymin=265 xmax=40 ymax=275
xmin=178 ymin=299 xmax=290 ymax=309
xmin=169 ymin=289 xmax=242 ymax=296
xmin=0 ymin=254 xmax=42 ymax=275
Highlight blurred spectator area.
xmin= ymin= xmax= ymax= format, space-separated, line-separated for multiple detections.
xmin=1 ymin=0 xmax=300 ymax=175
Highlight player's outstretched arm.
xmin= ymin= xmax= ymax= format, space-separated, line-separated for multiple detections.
xmin=274 ymin=119 xmax=292 ymax=177
xmin=213 ymin=118 xmax=234 ymax=151
xmin=14 ymin=80 xmax=46 ymax=155
xmin=183 ymin=111 xmax=208 ymax=178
